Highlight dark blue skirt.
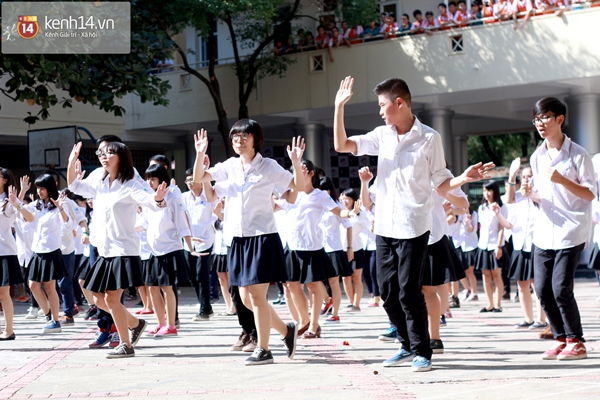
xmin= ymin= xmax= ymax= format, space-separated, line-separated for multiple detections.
xmin=475 ymin=247 xmax=508 ymax=271
xmin=228 ymin=233 xmax=288 ymax=287
xmin=84 ymin=256 xmax=144 ymax=293
xmin=285 ymin=248 xmax=332 ymax=283
xmin=75 ymin=255 xmax=91 ymax=280
xmin=145 ymin=250 xmax=189 ymax=287
xmin=509 ymin=250 xmax=533 ymax=281
xmin=212 ymin=254 xmax=228 ymax=273
xmin=1 ymin=255 xmax=24 ymax=286
xmin=325 ymin=250 xmax=353 ymax=278
xmin=28 ymin=249 xmax=65 ymax=282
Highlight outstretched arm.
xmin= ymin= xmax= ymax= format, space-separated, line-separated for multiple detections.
xmin=192 ymin=129 xmax=214 ymax=184
xmin=286 ymin=136 xmax=306 ymax=192
xmin=333 ymin=76 xmax=358 ymax=154
xmin=437 ymin=161 xmax=495 ymax=193
xmin=359 ymin=166 xmax=374 ymax=212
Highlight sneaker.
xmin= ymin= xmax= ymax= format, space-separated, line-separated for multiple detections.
xmin=134 ymin=309 xmax=154 ymax=315
xmin=460 ymin=289 xmax=470 ymax=301
xmin=444 ymin=311 xmax=452 ymax=318
xmin=368 ymin=299 xmax=380 ymax=307
xmin=129 ymin=319 xmax=147 ymax=346
xmin=466 ymin=293 xmax=479 ymax=302
xmin=382 ymin=348 xmax=414 ymax=367
xmin=394 ymin=338 xmax=400 ymax=344
xmin=231 ymin=332 xmax=251 ymax=351
xmin=449 ymin=295 xmax=460 ymax=308
xmin=430 ymin=339 xmax=444 ymax=354
xmin=411 ymin=355 xmax=432 ymax=372
xmin=89 ymin=330 xmax=111 ymax=348
xmin=515 ymin=321 xmax=534 ymax=329
xmin=502 ymin=293 xmax=511 ymax=300
xmin=244 ymin=347 xmax=273 ymax=366
xmin=242 ymin=337 xmax=258 ymax=352
xmin=346 ymin=306 xmax=361 ymax=313
xmin=45 ymin=312 xmax=52 ymax=322
xmin=529 ymin=322 xmax=548 ymax=330
xmin=84 ymin=305 xmax=98 ymax=320
xmin=346 ymin=304 xmax=354 ymax=308
xmin=25 ymin=307 xmax=38 ymax=320
xmin=106 ymin=342 xmax=134 ymax=359
xmin=38 ymin=309 xmax=46 ymax=317
xmin=72 ymin=306 xmax=80 ymax=316
xmin=281 ymin=322 xmax=298 ymax=359
xmin=272 ymin=294 xmax=285 ymax=305
xmin=59 ymin=316 xmax=75 ymax=327
xmin=378 ymin=328 xmax=398 ymax=342
xmin=42 ymin=320 xmax=61 ymax=334
xmin=192 ymin=313 xmax=210 ymax=321
xmin=16 ymin=295 xmax=29 ymax=303
xmin=325 ymin=315 xmax=340 ymax=323
xmin=557 ymin=339 xmax=587 ymax=361
xmin=154 ymin=325 xmax=177 ymax=337
xmin=109 ymin=332 xmax=120 ymax=348
xmin=542 ymin=338 xmax=567 ymax=360
xmin=320 ymin=298 xmax=333 ymax=315
xmin=440 ymin=315 xmax=447 ymax=327
xmin=147 ymin=325 xmax=164 ymax=335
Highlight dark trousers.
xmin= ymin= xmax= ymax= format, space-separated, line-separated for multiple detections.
xmin=210 ymin=270 xmax=220 ymax=299
xmin=503 ymin=237 xmax=514 ymax=296
xmin=230 ymin=285 xmax=257 ymax=339
xmin=59 ymin=252 xmax=76 ymax=317
xmin=533 ymin=244 xmax=585 ymax=340
xmin=376 ymin=233 xmax=432 ymax=359
xmin=73 ymin=254 xmax=84 ymax=305
xmin=186 ymin=249 xmax=213 ymax=315
xmin=362 ymin=250 xmax=380 ymax=297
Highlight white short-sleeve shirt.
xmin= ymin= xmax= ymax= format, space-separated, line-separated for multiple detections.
xmin=182 ymin=190 xmax=216 ymax=252
xmin=530 ymin=135 xmax=596 ymax=250
xmin=455 ymin=211 xmax=479 ymax=252
xmin=146 ymin=190 xmax=191 ymax=256
xmin=207 ymin=153 xmax=293 ymax=246
xmin=509 ymin=197 xmax=536 ymax=252
xmin=321 ymin=200 xmax=352 ymax=253
xmin=477 ymin=203 xmax=508 ymax=251
xmin=349 ymin=117 xmax=453 ymax=240
xmin=429 ymin=181 xmax=467 ymax=245
xmin=25 ymin=202 xmax=72 ymax=254
xmin=0 ymin=194 xmax=17 ymax=256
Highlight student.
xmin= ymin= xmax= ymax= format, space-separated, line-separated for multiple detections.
xmin=454 ymin=0 xmax=471 ymax=26
xmin=471 ymin=1 xmax=484 ymax=25
xmin=422 ymin=11 xmax=441 ymax=32
xmin=398 ymin=14 xmax=413 ymax=35
xmin=67 ymin=141 xmax=167 ymax=358
xmin=0 ymin=170 xmax=34 ymax=340
xmin=143 ymin=164 xmax=193 ymax=336
xmin=381 ymin=12 xmax=400 ymax=38
xmin=211 ymin=199 xmax=235 ymax=316
xmin=192 ymin=120 xmax=301 ymax=365
xmin=452 ymin=207 xmax=480 ymax=301
xmin=524 ymin=97 xmax=596 ymax=361
xmin=437 ymin=3 xmax=455 ymax=29
xmin=411 ymin=10 xmax=426 ymax=34
xmin=475 ymin=180 xmax=511 ymax=313
xmin=333 ymin=76 xmax=493 ymax=372
xmin=25 ymin=175 xmax=72 ymax=334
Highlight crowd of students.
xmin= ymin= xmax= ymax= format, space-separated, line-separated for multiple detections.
xmin=0 ymin=73 xmax=598 ymax=370
xmin=272 ymin=0 xmax=597 ymax=59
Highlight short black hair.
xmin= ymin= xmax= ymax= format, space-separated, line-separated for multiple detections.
xmin=185 ymin=168 xmax=193 ymax=176
xmin=341 ymin=188 xmax=359 ymax=203
xmin=374 ymin=78 xmax=412 ymax=107
xmin=149 ymin=154 xmax=170 ymax=169
xmin=144 ymin=164 xmax=170 ymax=185
xmin=0 ymin=167 xmax=17 ymax=198
xmin=449 ymin=1 xmax=457 ymax=7
xmin=319 ymin=176 xmax=338 ymax=200
xmin=533 ymin=97 xmax=567 ymax=129
xmin=438 ymin=3 xmax=447 ymax=8
xmin=402 ymin=13 xmax=410 ymax=20
xmin=413 ymin=9 xmax=422 ymax=17
xmin=426 ymin=11 xmax=434 ymax=16
xmin=96 ymin=135 xmax=123 ymax=146
xmin=458 ymin=0 xmax=467 ymax=5
xmin=34 ymin=174 xmax=59 ymax=210
xmin=301 ymin=159 xmax=320 ymax=188
xmin=317 ymin=24 xmax=325 ymax=31
xmin=60 ymin=188 xmax=74 ymax=199
xmin=230 ymin=119 xmax=264 ymax=153
xmin=102 ymin=142 xmax=135 ymax=183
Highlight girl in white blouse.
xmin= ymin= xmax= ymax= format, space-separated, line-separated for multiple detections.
xmin=475 ymin=180 xmax=512 ymax=313
xmin=67 ymin=141 xmax=168 ymax=359
xmin=451 ymin=208 xmax=480 ymax=301
xmin=193 ymin=119 xmax=303 ymax=366
xmin=0 ymin=169 xmax=34 ymax=340
xmin=25 ymin=174 xmax=71 ymax=333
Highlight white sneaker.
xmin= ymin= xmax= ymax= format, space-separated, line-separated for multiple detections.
xmin=26 ymin=307 xmax=39 ymax=319
xmin=37 ymin=308 xmax=46 ymax=317
xmin=466 ymin=293 xmax=479 ymax=302
xmin=460 ymin=289 xmax=470 ymax=301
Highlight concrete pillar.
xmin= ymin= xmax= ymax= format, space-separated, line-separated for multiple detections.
xmin=453 ymin=134 xmax=469 ymax=176
xmin=565 ymin=94 xmax=600 ymax=156
xmin=293 ymin=123 xmax=326 ymax=171
xmin=419 ymin=109 xmax=456 ymax=174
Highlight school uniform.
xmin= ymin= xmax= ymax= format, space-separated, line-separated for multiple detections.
xmin=342 ymin=209 xmax=370 ymax=273
xmin=321 ymin=201 xmax=353 ymax=278
xmin=25 ymin=201 xmax=71 ymax=282
xmin=75 ymin=209 xmax=94 ymax=281
xmin=69 ymin=174 xmax=165 ymax=293
xmin=207 ymin=153 xmax=292 ymax=287
xmin=476 ymin=203 xmax=509 ymax=271
xmin=531 ymin=135 xmax=596 ymax=340
xmin=0 ymin=196 xmax=24 ymax=287
xmin=453 ymin=211 xmax=479 ymax=269
xmin=349 ymin=116 xmax=453 ymax=361
xmin=508 ymin=196 xmax=536 ymax=281
xmin=280 ymin=189 xmax=337 ymax=284
xmin=360 ymin=208 xmax=379 ymax=296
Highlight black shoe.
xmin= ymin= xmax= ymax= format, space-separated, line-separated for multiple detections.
xmin=0 ymin=333 xmax=16 ymax=341
xmin=430 ymin=339 xmax=444 ymax=354
xmin=244 ymin=347 xmax=274 ymax=366
xmin=449 ymin=295 xmax=460 ymax=308
xmin=479 ymin=307 xmax=494 ymax=313
xmin=106 ymin=343 xmax=135 ymax=359
xmin=45 ymin=311 xmax=52 ymax=322
xmin=129 ymin=319 xmax=147 ymax=346
xmin=272 ymin=294 xmax=284 ymax=305
xmin=282 ymin=322 xmax=298 ymax=359
xmin=502 ymin=293 xmax=510 ymax=300
xmin=492 ymin=308 xmax=503 ymax=313
xmin=84 ymin=305 xmax=97 ymax=320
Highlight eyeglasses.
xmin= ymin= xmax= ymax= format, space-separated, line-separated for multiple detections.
xmin=532 ymin=115 xmax=555 ymax=126
xmin=185 ymin=178 xmax=194 ymax=184
xmin=95 ymin=150 xmax=116 ymax=159
xmin=230 ymin=132 xmax=253 ymax=141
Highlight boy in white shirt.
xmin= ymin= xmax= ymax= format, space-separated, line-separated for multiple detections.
xmin=524 ymin=97 xmax=596 ymax=361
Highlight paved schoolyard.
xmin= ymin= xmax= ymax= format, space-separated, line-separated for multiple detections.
xmin=1 ymin=279 xmax=600 ymax=399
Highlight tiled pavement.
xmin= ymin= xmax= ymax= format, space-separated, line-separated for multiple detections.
xmin=1 ymin=279 xmax=600 ymax=399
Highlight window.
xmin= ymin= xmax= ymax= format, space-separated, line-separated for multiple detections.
xmin=180 ymin=74 xmax=192 ymax=91
xmin=450 ymin=34 xmax=464 ymax=54
xmin=310 ymin=55 xmax=324 ymax=72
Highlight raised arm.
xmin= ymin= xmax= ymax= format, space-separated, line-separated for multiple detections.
xmin=505 ymin=158 xmax=521 ymax=204
xmin=334 ymin=76 xmax=358 ymax=154
xmin=192 ymin=129 xmax=214 ymax=184
xmin=286 ymin=136 xmax=306 ymax=192
xmin=8 ymin=185 xmax=34 ymax=222
xmin=437 ymin=161 xmax=496 ymax=193
xmin=67 ymin=142 xmax=83 ymax=185
xmin=358 ymin=166 xmax=374 ymax=212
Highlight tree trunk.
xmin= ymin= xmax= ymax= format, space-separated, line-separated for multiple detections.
xmin=479 ymin=136 xmax=502 ymax=167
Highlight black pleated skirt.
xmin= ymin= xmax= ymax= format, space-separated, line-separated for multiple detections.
xmin=424 ymin=236 xmax=466 ymax=286
xmin=588 ymin=243 xmax=600 ymax=270
xmin=228 ymin=233 xmax=288 ymax=287
xmin=285 ymin=248 xmax=331 ymax=284
xmin=84 ymin=256 xmax=144 ymax=293
xmin=509 ymin=250 xmax=533 ymax=281
xmin=75 ymin=255 xmax=91 ymax=280
xmin=27 ymin=249 xmax=65 ymax=282
xmin=475 ymin=247 xmax=508 ymax=271
xmin=349 ymin=249 xmax=367 ymax=271
xmin=0 ymin=255 xmax=24 ymax=286
xmin=460 ymin=248 xmax=478 ymax=269
xmin=325 ymin=250 xmax=353 ymax=278
xmin=212 ymin=254 xmax=228 ymax=273
xmin=144 ymin=250 xmax=189 ymax=287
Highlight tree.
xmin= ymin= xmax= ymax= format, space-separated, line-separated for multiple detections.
xmin=0 ymin=0 xmax=174 ymax=125
xmin=467 ymin=132 xmax=538 ymax=167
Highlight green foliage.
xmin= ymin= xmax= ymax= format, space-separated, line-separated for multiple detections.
xmin=340 ymin=0 xmax=380 ymax=27
xmin=467 ymin=132 xmax=538 ymax=167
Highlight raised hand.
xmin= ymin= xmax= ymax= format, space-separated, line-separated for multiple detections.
xmin=335 ymin=76 xmax=354 ymax=107
xmin=69 ymin=142 xmax=83 ymax=164
xmin=287 ymin=136 xmax=305 ymax=163
xmin=353 ymin=198 xmax=362 ymax=215
xmin=509 ymin=157 xmax=521 ymax=180
xmin=203 ymin=154 xmax=211 ymax=170
xmin=155 ymin=181 xmax=168 ymax=203
xmin=490 ymin=202 xmax=500 ymax=215
xmin=358 ymin=166 xmax=373 ymax=183
xmin=194 ymin=129 xmax=209 ymax=154
xmin=74 ymin=160 xmax=86 ymax=180
xmin=546 ymin=167 xmax=564 ymax=184
xmin=20 ymin=176 xmax=31 ymax=193
xmin=461 ymin=162 xmax=495 ymax=183
xmin=8 ymin=185 xmax=19 ymax=206
xmin=51 ymin=192 xmax=67 ymax=210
